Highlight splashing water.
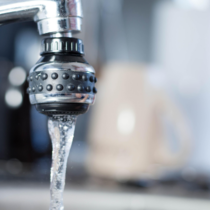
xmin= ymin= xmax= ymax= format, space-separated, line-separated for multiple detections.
xmin=48 ymin=115 xmax=77 ymax=210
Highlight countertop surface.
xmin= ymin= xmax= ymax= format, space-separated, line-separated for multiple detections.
xmin=1 ymin=183 xmax=210 ymax=210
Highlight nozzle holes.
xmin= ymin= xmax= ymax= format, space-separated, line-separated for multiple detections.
xmin=86 ymin=86 xmax=91 ymax=92
xmin=51 ymin=73 xmax=58 ymax=80
xmin=93 ymin=87 xmax=97 ymax=93
xmin=94 ymin=77 xmax=97 ymax=83
xmin=72 ymin=74 xmax=80 ymax=80
xmin=42 ymin=73 xmax=48 ymax=80
xmin=89 ymin=76 xmax=94 ymax=82
xmin=67 ymin=85 xmax=75 ymax=91
xmin=30 ymin=76 xmax=33 ymax=81
xmin=62 ymin=73 xmax=69 ymax=80
xmin=38 ymin=85 xmax=43 ymax=91
xmin=56 ymin=84 xmax=63 ymax=91
xmin=27 ymin=87 xmax=31 ymax=94
xmin=46 ymin=84 xmax=53 ymax=91
xmin=82 ymin=75 xmax=88 ymax=81
xmin=32 ymin=87 xmax=36 ymax=92
xmin=77 ymin=85 xmax=84 ymax=92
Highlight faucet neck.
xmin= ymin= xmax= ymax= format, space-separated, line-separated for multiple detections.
xmin=0 ymin=0 xmax=83 ymax=36
xmin=50 ymin=32 xmax=72 ymax=38
xmin=41 ymin=37 xmax=84 ymax=55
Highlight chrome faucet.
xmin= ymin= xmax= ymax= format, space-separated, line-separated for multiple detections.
xmin=0 ymin=0 xmax=82 ymax=37
xmin=0 ymin=0 xmax=97 ymax=116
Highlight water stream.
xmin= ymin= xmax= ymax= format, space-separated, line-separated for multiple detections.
xmin=48 ymin=115 xmax=77 ymax=210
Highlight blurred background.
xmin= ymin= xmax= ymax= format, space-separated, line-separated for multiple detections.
xmin=1 ymin=0 xmax=210 ymax=209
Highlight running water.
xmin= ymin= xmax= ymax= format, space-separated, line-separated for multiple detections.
xmin=48 ymin=115 xmax=77 ymax=210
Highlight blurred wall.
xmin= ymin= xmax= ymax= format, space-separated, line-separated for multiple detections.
xmin=153 ymin=0 xmax=210 ymax=173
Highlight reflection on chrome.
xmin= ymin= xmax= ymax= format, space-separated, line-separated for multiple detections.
xmin=30 ymin=62 xmax=95 ymax=74
xmin=0 ymin=0 xmax=83 ymax=35
xmin=29 ymin=93 xmax=95 ymax=105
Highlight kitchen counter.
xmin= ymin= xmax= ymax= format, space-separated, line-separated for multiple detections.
xmin=1 ymin=183 xmax=210 ymax=210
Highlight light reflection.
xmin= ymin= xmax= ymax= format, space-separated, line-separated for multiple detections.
xmin=8 ymin=66 xmax=26 ymax=86
xmin=5 ymin=88 xmax=23 ymax=108
xmin=117 ymin=109 xmax=136 ymax=135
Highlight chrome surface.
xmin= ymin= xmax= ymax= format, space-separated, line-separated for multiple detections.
xmin=30 ymin=62 xmax=95 ymax=74
xmin=29 ymin=61 xmax=96 ymax=105
xmin=50 ymin=32 xmax=72 ymax=38
xmin=37 ymin=16 xmax=82 ymax=35
xmin=29 ymin=93 xmax=95 ymax=105
xmin=0 ymin=0 xmax=83 ymax=35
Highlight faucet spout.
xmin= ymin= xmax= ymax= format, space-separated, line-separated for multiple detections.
xmin=0 ymin=0 xmax=97 ymax=115
xmin=0 ymin=0 xmax=83 ymax=35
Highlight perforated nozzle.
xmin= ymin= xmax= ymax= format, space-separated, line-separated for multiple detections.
xmin=27 ymin=37 xmax=97 ymax=116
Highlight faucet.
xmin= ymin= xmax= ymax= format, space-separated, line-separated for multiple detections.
xmin=0 ymin=0 xmax=97 ymax=116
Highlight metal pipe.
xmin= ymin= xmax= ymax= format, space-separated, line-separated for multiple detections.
xmin=0 ymin=0 xmax=83 ymax=35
